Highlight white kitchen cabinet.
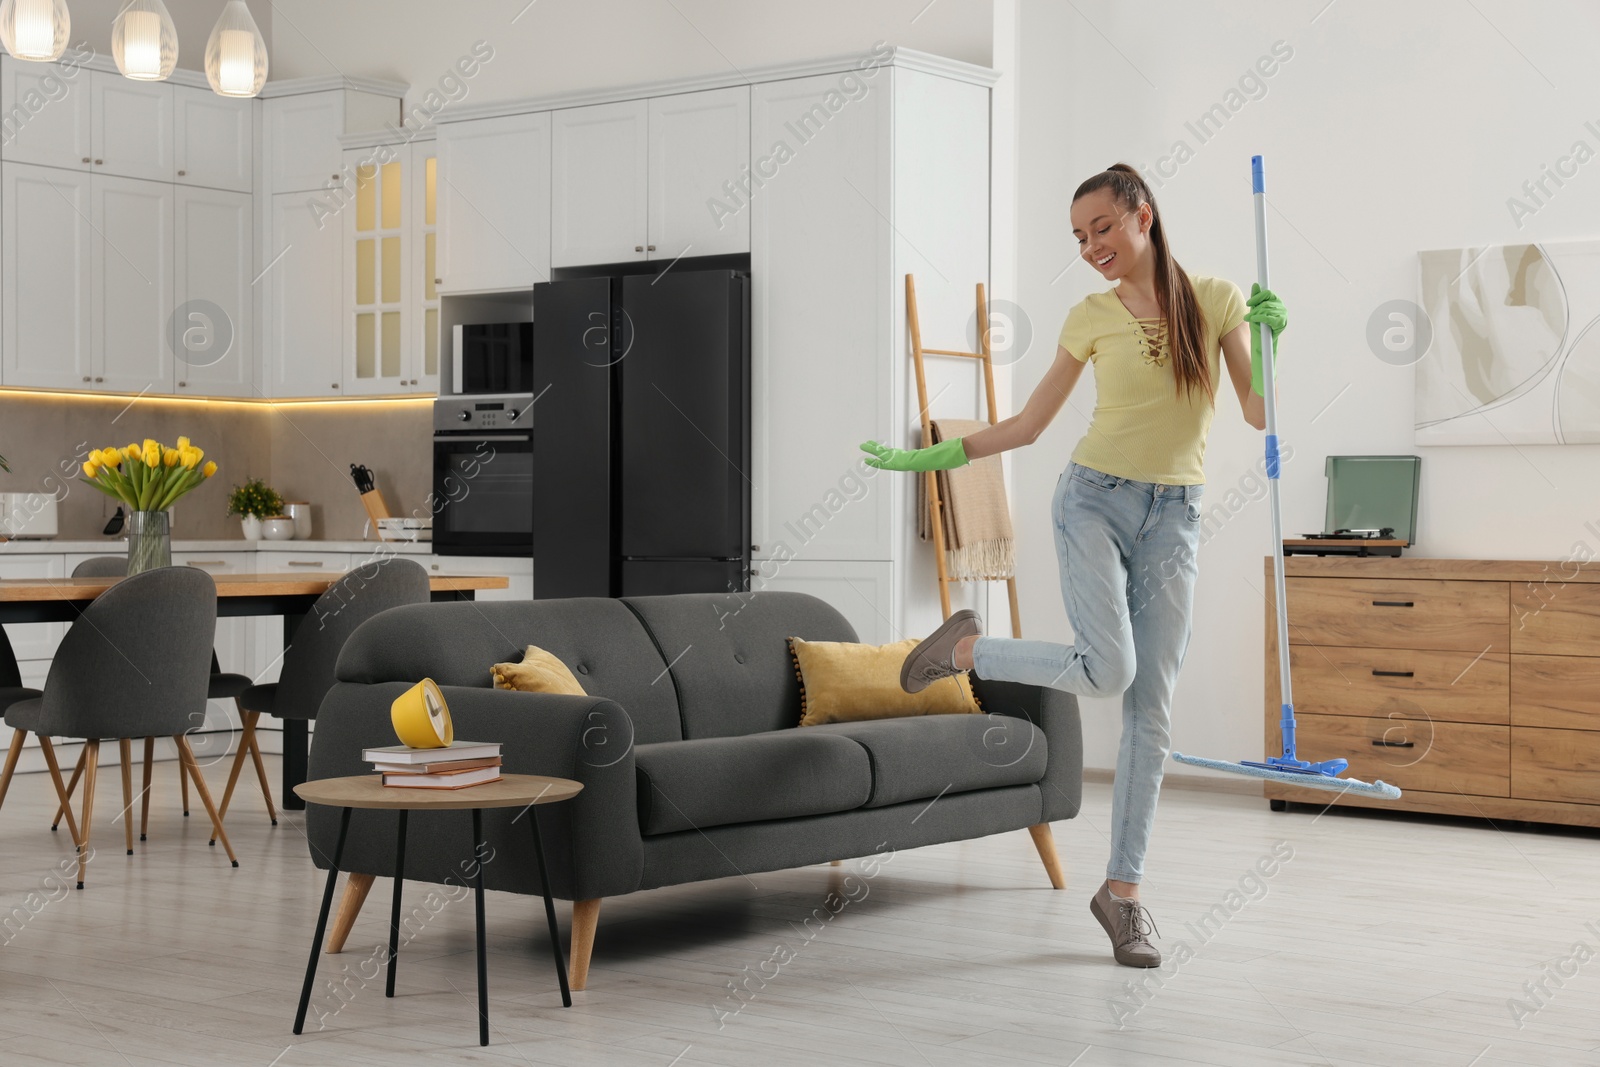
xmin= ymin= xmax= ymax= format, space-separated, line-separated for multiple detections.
xmin=92 ymin=174 xmax=174 ymax=394
xmin=0 ymin=56 xmax=92 ymax=171
xmin=551 ymin=99 xmax=649 ymax=267
xmin=343 ymin=146 xmax=410 ymax=395
xmin=173 ymin=87 xmax=252 ymax=192
xmin=422 ymin=555 xmax=532 ymax=601
xmin=264 ymin=91 xmax=345 ymax=194
xmin=436 ymin=112 xmax=551 ymax=292
xmin=174 ymin=187 xmax=253 ymax=396
xmin=1 ymin=162 xmax=92 ymax=388
xmin=648 ymin=86 xmax=750 ymax=258
xmin=264 ymin=192 xmax=344 ymax=397
xmin=750 ymin=75 xmax=894 ymax=563
xmin=412 ymin=139 xmax=441 ymax=393
xmin=91 ymin=72 xmax=172 ymax=182
xmin=0 ymin=554 xmax=66 ymax=662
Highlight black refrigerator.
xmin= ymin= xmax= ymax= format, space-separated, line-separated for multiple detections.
xmin=531 ymin=269 xmax=751 ymax=599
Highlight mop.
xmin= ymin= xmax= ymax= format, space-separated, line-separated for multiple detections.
xmin=1170 ymin=155 xmax=1402 ymax=802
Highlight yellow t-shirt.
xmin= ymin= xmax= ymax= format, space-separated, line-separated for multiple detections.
xmin=1056 ymin=274 xmax=1247 ymax=486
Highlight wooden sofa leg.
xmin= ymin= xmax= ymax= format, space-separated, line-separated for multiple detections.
xmin=1027 ymin=823 xmax=1066 ymax=889
xmin=569 ymin=898 xmax=600 ymax=991
xmin=325 ymin=872 xmax=375 ymax=954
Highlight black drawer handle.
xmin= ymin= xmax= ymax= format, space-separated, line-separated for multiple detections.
xmin=1371 ymin=669 xmax=1414 ymax=678
xmin=1371 ymin=600 xmax=1415 ymax=607
xmin=1371 ymin=739 xmax=1415 ymax=748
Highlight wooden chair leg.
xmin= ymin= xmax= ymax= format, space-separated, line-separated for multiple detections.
xmin=0 ymin=726 xmax=25 ymax=813
xmin=52 ymin=748 xmax=85 ymax=831
xmin=176 ymin=735 xmax=237 ymax=867
xmin=178 ymin=749 xmax=190 ymax=816
xmin=118 ymin=738 xmax=134 ymax=856
xmin=570 ymin=898 xmax=601 ymax=991
xmin=325 ymin=872 xmax=375 ymax=954
xmin=1027 ymin=823 xmax=1066 ymax=890
xmin=140 ymin=738 xmax=153 ymax=841
xmin=37 ymin=737 xmax=79 ymax=848
xmin=76 ymin=740 xmax=101 ymax=889
xmin=212 ymin=719 xmax=253 ymax=844
xmin=243 ymin=711 xmax=278 ymax=825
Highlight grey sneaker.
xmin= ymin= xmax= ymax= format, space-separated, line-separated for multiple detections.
xmin=1089 ymin=881 xmax=1162 ymax=968
xmin=900 ymin=609 xmax=982 ymax=694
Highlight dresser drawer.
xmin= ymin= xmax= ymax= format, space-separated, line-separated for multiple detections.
xmin=1281 ymin=713 xmax=1509 ymax=797
xmin=1512 ymin=727 xmax=1600 ymax=804
xmin=258 ymin=552 xmax=353 ymax=574
xmin=172 ymin=551 xmax=253 ymax=575
xmin=1285 ymin=577 xmax=1508 ymax=653
xmin=1287 ymin=645 xmax=1508 ymax=724
xmin=1511 ymin=654 xmax=1600 ymax=730
xmin=1512 ymin=582 xmax=1600 ymax=655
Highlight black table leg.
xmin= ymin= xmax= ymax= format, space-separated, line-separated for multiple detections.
xmin=281 ymin=720 xmax=308 ymax=812
xmin=294 ymin=806 xmax=351 ymax=1035
xmin=527 ymin=804 xmax=573 ymax=1007
xmin=472 ymin=808 xmax=489 ymax=1046
xmin=280 ymin=609 xmax=310 ymax=811
xmin=386 ymin=808 xmax=408 ymax=998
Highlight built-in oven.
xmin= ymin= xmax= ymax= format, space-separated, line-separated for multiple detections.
xmin=432 ymin=394 xmax=534 ymax=557
xmin=453 ymin=322 xmax=534 ymax=394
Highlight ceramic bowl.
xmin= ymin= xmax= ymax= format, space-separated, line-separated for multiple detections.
xmin=261 ymin=517 xmax=296 ymax=541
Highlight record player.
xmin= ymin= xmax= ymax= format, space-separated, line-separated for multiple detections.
xmin=1282 ymin=456 xmax=1420 ymax=558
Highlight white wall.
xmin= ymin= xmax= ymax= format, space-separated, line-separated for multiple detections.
xmin=1014 ymin=0 xmax=1600 ymax=775
xmin=268 ymin=0 xmax=991 ymax=109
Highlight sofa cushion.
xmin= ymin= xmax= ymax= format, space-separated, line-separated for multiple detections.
xmin=335 ymin=599 xmax=685 ymax=744
xmin=622 ymin=591 xmax=858 ymax=739
xmin=492 ymin=645 xmax=587 ymax=696
xmin=634 ymin=730 xmax=871 ymax=835
xmin=790 ymin=636 xmax=981 ymax=726
xmin=808 ymin=714 xmax=1047 ymax=808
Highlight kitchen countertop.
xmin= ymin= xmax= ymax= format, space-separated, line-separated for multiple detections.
xmin=0 ymin=538 xmax=434 ymax=554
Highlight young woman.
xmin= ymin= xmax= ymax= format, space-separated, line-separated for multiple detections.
xmin=860 ymin=163 xmax=1286 ymax=969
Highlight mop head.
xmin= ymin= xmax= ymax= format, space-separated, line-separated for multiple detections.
xmin=1172 ymin=752 xmax=1402 ymax=800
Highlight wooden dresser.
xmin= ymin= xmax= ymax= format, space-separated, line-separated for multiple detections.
xmin=1263 ymin=556 xmax=1600 ymax=827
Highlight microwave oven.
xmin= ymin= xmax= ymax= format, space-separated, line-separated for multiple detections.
xmin=452 ymin=322 xmax=534 ymax=394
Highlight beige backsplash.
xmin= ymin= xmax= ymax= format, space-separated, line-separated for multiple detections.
xmin=0 ymin=392 xmax=433 ymax=541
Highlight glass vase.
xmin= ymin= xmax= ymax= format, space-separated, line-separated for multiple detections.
xmin=126 ymin=510 xmax=172 ymax=575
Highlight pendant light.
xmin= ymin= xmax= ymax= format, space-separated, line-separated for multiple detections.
xmin=205 ymin=0 xmax=266 ymax=98
xmin=112 ymin=0 xmax=177 ymax=81
xmin=0 ymin=0 xmax=70 ymax=62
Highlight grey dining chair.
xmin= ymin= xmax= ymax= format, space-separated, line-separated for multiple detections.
xmin=218 ymin=556 xmax=431 ymax=837
xmin=0 ymin=566 xmax=236 ymax=889
xmin=0 ymin=625 xmax=47 ymax=815
xmin=50 ymin=556 xmax=272 ymax=840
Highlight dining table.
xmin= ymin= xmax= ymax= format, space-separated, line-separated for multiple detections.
xmin=0 ymin=571 xmax=509 ymax=811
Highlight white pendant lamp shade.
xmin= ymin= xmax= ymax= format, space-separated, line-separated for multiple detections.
xmin=205 ymin=0 xmax=266 ymax=98
xmin=113 ymin=0 xmax=178 ymax=81
xmin=0 ymin=0 xmax=70 ymax=62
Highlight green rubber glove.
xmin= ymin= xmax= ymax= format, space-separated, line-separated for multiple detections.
xmin=859 ymin=437 xmax=969 ymax=471
xmin=1245 ymin=283 xmax=1287 ymax=396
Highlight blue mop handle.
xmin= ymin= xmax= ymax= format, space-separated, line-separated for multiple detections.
xmin=1252 ymin=155 xmax=1297 ymax=762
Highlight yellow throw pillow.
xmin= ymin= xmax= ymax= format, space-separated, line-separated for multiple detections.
xmin=790 ymin=636 xmax=982 ymax=727
xmin=492 ymin=645 xmax=588 ymax=696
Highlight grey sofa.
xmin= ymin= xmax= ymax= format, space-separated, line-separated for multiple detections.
xmin=307 ymin=590 xmax=1082 ymax=989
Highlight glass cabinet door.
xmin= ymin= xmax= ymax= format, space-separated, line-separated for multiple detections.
xmin=344 ymin=146 xmax=409 ymax=393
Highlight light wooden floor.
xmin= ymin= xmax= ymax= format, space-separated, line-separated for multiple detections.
xmin=1 ymin=754 xmax=1597 ymax=1067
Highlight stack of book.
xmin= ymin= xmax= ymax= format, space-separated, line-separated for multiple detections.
xmin=362 ymin=741 xmax=503 ymax=789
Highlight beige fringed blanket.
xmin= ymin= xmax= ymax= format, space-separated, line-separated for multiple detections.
xmin=915 ymin=418 xmax=1015 ymax=580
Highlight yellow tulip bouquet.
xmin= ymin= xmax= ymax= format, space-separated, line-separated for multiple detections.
xmin=80 ymin=438 xmax=218 ymax=573
xmin=81 ymin=437 xmax=218 ymax=511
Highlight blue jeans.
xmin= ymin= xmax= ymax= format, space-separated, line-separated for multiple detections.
xmin=971 ymin=462 xmax=1203 ymax=884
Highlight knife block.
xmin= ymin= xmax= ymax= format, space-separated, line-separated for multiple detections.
xmin=359 ymin=488 xmax=392 ymax=539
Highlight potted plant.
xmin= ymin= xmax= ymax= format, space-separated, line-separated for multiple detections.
xmin=226 ymin=478 xmax=284 ymax=540
xmin=80 ymin=438 xmax=218 ymax=573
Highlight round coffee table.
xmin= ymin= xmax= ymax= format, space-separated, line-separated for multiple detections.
xmin=291 ymin=773 xmax=583 ymax=1047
